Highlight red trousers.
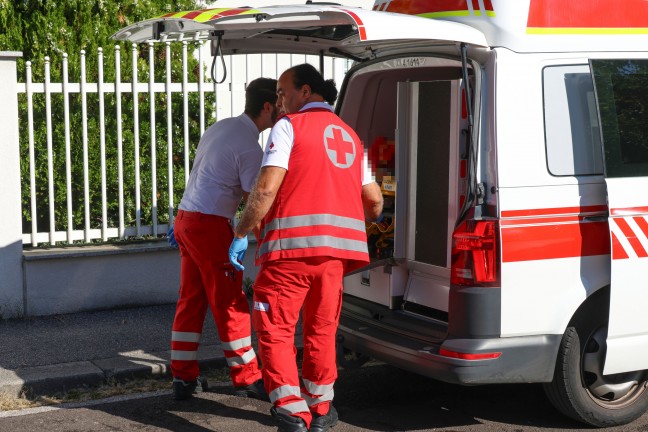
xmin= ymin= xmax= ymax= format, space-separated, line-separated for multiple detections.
xmin=171 ymin=210 xmax=261 ymax=386
xmin=252 ymin=256 xmax=345 ymax=427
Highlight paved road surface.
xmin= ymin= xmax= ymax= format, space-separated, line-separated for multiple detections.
xmin=1 ymin=361 xmax=647 ymax=431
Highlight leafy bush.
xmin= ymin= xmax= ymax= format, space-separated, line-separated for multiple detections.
xmin=1 ymin=0 xmax=216 ymax=241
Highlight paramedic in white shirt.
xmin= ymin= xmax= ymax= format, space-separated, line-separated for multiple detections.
xmin=167 ymin=77 xmax=278 ymax=402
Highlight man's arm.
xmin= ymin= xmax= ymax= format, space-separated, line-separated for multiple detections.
xmin=234 ymin=166 xmax=287 ymax=238
xmin=362 ymin=182 xmax=384 ymax=221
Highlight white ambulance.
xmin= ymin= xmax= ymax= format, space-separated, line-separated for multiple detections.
xmin=115 ymin=0 xmax=648 ymax=426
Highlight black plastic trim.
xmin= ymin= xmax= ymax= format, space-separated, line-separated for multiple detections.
xmin=338 ymin=309 xmax=561 ymax=385
xmin=448 ymin=286 xmax=501 ymax=338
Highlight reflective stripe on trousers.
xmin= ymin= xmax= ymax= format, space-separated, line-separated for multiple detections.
xmin=171 ymin=211 xmax=261 ymax=386
xmin=301 ymin=378 xmax=335 ymax=406
xmin=253 ymin=257 xmax=345 ymax=425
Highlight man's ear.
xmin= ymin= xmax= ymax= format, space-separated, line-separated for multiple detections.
xmin=301 ymin=84 xmax=312 ymax=98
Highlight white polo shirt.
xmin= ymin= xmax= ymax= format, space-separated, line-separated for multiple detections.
xmin=179 ymin=113 xmax=263 ymax=219
xmin=263 ymin=102 xmax=374 ymax=185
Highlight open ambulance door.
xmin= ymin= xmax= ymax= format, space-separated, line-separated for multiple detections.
xmin=112 ymin=5 xmax=486 ymax=59
xmin=113 ymin=4 xmax=488 ymax=309
xmin=590 ymin=59 xmax=648 ymax=375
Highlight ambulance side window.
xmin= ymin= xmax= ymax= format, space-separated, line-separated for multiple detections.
xmin=543 ymin=65 xmax=603 ymax=176
xmin=590 ymin=59 xmax=648 ymax=178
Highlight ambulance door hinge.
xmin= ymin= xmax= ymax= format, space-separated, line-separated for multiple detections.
xmin=476 ymin=182 xmax=485 ymax=205
xmin=153 ymin=21 xmax=166 ymax=41
xmin=460 ymin=128 xmax=470 ymax=159
xmin=383 ymin=263 xmax=392 ymax=274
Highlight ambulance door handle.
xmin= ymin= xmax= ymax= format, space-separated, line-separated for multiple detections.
xmin=583 ymin=215 xmax=607 ymax=222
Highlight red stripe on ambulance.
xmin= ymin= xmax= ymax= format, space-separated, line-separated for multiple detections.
xmin=501 ymin=215 xmax=584 ymax=226
xmin=373 ymin=0 xmax=494 ymax=15
xmin=611 ymin=232 xmax=630 ymax=260
xmin=501 ymin=219 xmax=609 ymax=262
xmin=182 ymin=11 xmax=204 ymax=19
xmin=610 ymin=206 xmax=648 ymax=216
xmin=501 ymin=205 xmax=608 ymax=218
xmin=527 ymin=0 xmax=648 ymax=28
xmin=611 ymin=217 xmax=648 ymax=258
xmin=338 ymin=8 xmax=367 ymax=40
xmin=634 ymin=216 xmax=648 ymax=238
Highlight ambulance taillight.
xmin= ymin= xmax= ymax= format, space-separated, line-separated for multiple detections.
xmin=451 ymin=219 xmax=499 ymax=287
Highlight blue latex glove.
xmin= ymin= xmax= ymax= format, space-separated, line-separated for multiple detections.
xmin=229 ymin=236 xmax=248 ymax=271
xmin=167 ymin=225 xmax=178 ymax=249
xmin=375 ymin=213 xmax=385 ymax=223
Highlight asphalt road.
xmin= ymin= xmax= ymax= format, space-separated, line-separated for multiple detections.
xmin=1 ymin=361 xmax=647 ymax=431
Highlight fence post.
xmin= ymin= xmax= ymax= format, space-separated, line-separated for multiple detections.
xmin=0 ymin=51 xmax=24 ymax=319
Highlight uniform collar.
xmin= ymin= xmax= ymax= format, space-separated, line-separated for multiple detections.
xmin=300 ymin=102 xmax=333 ymax=112
xmin=239 ymin=112 xmax=259 ymax=134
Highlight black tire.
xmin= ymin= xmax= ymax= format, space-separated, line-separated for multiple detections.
xmin=543 ymin=321 xmax=648 ymax=427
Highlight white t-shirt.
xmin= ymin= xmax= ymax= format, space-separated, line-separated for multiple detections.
xmin=179 ymin=113 xmax=263 ymax=219
xmin=263 ymin=102 xmax=375 ymax=185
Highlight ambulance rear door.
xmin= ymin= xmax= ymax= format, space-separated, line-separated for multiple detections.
xmin=114 ymin=4 xmax=488 ymax=310
xmin=590 ymin=58 xmax=648 ymax=375
xmin=112 ymin=5 xmax=487 ymax=58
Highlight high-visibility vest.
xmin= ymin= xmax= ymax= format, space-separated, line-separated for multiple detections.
xmin=256 ymin=108 xmax=369 ymax=271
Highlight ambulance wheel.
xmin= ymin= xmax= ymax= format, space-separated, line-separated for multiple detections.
xmin=543 ymin=321 xmax=648 ymax=427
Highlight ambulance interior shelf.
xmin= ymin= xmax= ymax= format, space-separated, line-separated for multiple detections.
xmin=367 ymin=136 xmax=395 ymax=261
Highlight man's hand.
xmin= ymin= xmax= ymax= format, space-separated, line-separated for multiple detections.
xmin=229 ymin=236 xmax=248 ymax=271
xmin=167 ymin=225 xmax=178 ymax=249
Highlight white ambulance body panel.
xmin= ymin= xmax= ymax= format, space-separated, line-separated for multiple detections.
xmin=494 ymin=51 xmax=608 ymax=337
xmin=376 ymin=0 xmax=648 ymax=54
xmin=115 ymin=0 xmax=648 ymax=426
xmin=605 ymin=179 xmax=648 ymax=371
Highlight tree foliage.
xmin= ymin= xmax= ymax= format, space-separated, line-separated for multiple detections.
xmin=0 ymin=0 xmax=216 ymax=243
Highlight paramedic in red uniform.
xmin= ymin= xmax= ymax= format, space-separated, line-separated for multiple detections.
xmin=229 ymin=64 xmax=383 ymax=432
xmin=168 ymin=78 xmax=278 ymax=401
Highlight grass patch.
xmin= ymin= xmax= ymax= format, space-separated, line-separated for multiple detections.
xmin=0 ymin=368 xmax=232 ymax=412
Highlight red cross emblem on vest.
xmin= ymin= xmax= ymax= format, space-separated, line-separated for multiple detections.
xmin=323 ymin=124 xmax=356 ymax=169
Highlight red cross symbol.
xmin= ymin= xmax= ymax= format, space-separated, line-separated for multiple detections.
xmin=326 ymin=127 xmax=354 ymax=165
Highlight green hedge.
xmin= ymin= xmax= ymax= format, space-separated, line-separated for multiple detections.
xmin=1 ymin=0 xmax=216 ymax=243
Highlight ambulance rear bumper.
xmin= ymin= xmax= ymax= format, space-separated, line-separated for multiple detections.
xmin=337 ymin=313 xmax=562 ymax=385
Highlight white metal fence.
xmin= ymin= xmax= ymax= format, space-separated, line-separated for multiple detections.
xmin=17 ymin=43 xmax=350 ymax=247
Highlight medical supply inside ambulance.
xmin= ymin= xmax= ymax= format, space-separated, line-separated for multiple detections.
xmin=367 ymin=137 xmax=395 ymax=260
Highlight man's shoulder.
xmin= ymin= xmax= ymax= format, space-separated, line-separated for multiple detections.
xmin=205 ymin=116 xmax=254 ymax=139
xmin=211 ymin=116 xmax=241 ymax=130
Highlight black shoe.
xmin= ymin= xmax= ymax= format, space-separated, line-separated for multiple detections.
xmin=172 ymin=376 xmax=208 ymax=400
xmin=234 ymin=378 xmax=269 ymax=401
xmin=310 ymin=405 xmax=338 ymax=432
xmin=270 ymin=406 xmax=308 ymax=432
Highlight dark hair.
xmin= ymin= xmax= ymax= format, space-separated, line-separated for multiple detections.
xmin=288 ymin=63 xmax=338 ymax=104
xmin=244 ymin=77 xmax=278 ymax=117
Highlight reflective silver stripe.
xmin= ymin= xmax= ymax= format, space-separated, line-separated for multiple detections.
xmin=260 ymin=214 xmax=366 ymax=240
xmin=302 ymin=389 xmax=334 ymax=406
xmin=302 ymin=379 xmax=335 ymax=396
xmin=269 ymin=385 xmax=301 ymax=404
xmin=226 ymin=347 xmax=256 ymax=367
xmin=171 ymin=350 xmax=197 ymax=361
xmin=171 ymin=331 xmax=201 ymax=343
xmin=221 ymin=336 xmax=252 ymax=351
xmin=258 ymin=235 xmax=368 ymax=258
xmin=276 ymin=400 xmax=310 ymax=415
